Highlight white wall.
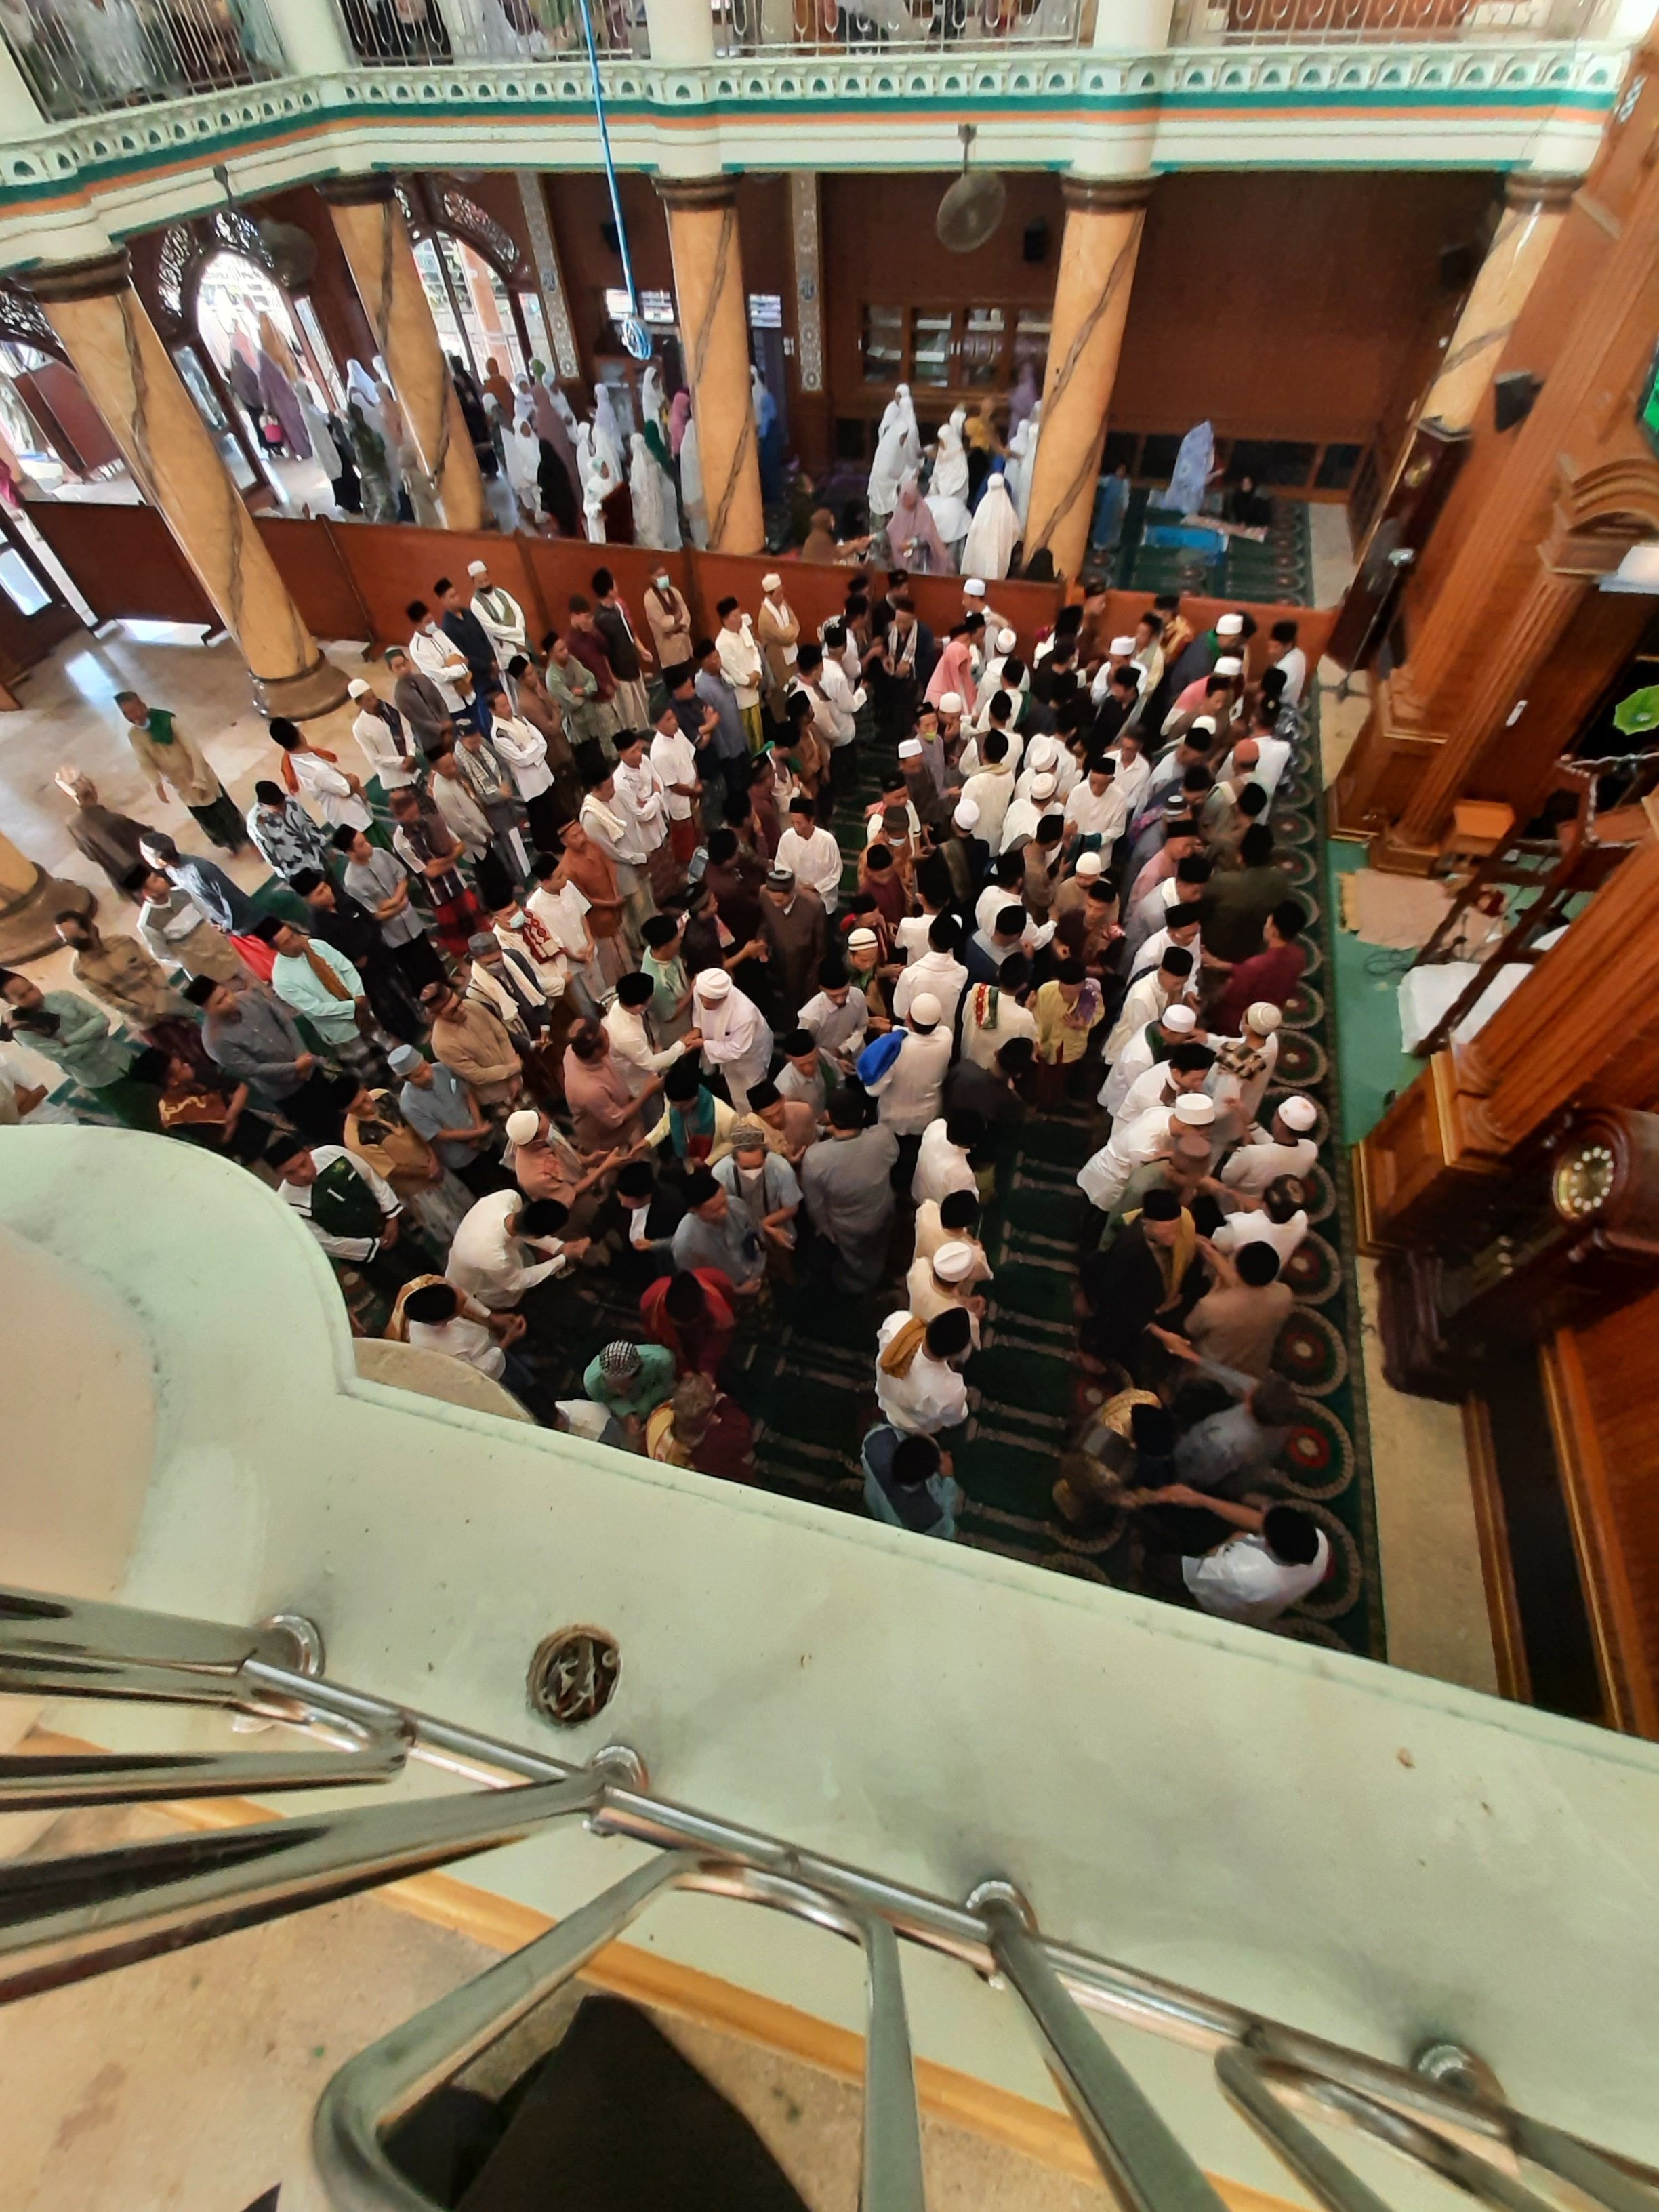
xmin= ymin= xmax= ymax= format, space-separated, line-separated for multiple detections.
xmin=6 ymin=1130 xmax=1659 ymax=2196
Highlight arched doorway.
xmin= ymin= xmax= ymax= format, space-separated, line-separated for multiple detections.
xmin=400 ymin=182 xmax=554 ymax=387
xmin=192 ymin=248 xmax=341 ymax=510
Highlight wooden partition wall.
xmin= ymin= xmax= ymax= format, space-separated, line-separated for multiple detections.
xmin=23 ymin=498 xmax=1335 ymax=680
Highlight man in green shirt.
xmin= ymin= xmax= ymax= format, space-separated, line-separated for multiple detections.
xmin=0 ymin=972 xmax=161 ymax=1129
xmin=582 ymin=1338 xmax=676 ymax=1446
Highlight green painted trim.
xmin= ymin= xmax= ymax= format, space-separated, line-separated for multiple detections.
xmin=0 ymin=77 xmax=1615 ymax=220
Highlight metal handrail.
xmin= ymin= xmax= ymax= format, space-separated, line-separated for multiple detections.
xmin=1 ymin=1585 xmax=1653 ymax=2212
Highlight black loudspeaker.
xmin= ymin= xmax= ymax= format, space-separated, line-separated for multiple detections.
xmin=601 ymin=219 xmax=621 ymax=256
xmin=1022 ymin=220 xmax=1049 ymax=264
xmin=1439 ymin=241 xmax=1479 ymax=293
xmin=1494 ymin=371 xmax=1544 ymax=432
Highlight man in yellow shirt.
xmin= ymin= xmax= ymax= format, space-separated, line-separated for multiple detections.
xmin=1032 ymin=955 xmax=1106 ymax=1110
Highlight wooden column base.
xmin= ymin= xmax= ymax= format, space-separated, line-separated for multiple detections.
xmin=0 ymin=867 xmax=93 ymax=962
xmin=1353 ymin=1053 xmax=1508 ymax=1253
xmin=254 ymin=653 xmax=351 ymax=722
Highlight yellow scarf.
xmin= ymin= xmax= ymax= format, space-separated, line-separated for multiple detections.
xmin=878 ymin=1315 xmax=930 ymax=1378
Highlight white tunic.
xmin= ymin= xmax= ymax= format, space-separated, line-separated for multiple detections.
xmin=1183 ymin=1528 xmax=1330 ymax=1624
xmin=649 ymin=726 xmax=699 ymax=822
xmin=864 ymin=1027 xmax=952 ymax=1136
xmin=447 ymin=1191 xmax=569 ymax=1310
xmin=1212 ymin=1206 xmax=1309 ymax=1267
xmin=873 ymin=1311 xmax=969 ymax=1435
xmin=911 ymin=1118 xmax=977 ymax=1206
xmin=776 ymin=825 xmax=844 ymax=910
xmin=493 ymin=718 xmax=554 ymax=803
xmin=408 ymin=626 xmax=470 ymax=713
xmin=352 ymin=705 xmax=415 ymax=791
xmin=959 ymin=986 xmax=1038 ymax=1071
xmin=891 ymin=949 xmax=968 ymax=1030
xmin=1220 ymin=1132 xmax=1317 ymax=1197
xmin=472 ymin=586 xmax=528 ymax=661
xmin=1077 ymin=1105 xmax=1177 ymax=1212
xmin=289 ymin=749 xmax=371 ymax=832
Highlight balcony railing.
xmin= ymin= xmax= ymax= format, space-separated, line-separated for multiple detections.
xmin=333 ymin=0 xmax=642 ymax=64
xmin=1168 ymin=0 xmax=1601 ymax=41
xmin=0 ymin=0 xmax=286 ymax=120
xmin=715 ymin=0 xmax=1086 ymax=54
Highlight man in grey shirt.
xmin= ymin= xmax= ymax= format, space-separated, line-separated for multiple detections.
xmin=389 ymin=1042 xmax=503 ymax=1197
xmin=186 ymin=975 xmax=354 ymax=1143
xmin=671 ymin=1168 xmax=766 ymax=1294
xmin=335 ymin=827 xmax=445 ymax=996
xmin=800 ymin=1089 xmax=900 ymax=1293
xmin=1156 ymin=1343 xmax=1300 ymax=1498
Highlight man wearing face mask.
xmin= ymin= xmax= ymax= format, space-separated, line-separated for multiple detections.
xmin=642 ymin=564 xmax=692 ymax=668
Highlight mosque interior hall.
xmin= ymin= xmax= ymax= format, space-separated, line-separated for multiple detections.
xmin=5 ymin=0 xmax=1659 ymax=2205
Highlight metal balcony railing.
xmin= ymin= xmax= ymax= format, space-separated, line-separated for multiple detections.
xmin=1167 ymin=0 xmax=1601 ymax=43
xmin=3 ymin=1582 xmax=1655 ymax=2212
xmin=0 ymin=0 xmax=286 ymax=120
xmin=331 ymin=0 xmax=641 ymax=64
xmin=714 ymin=0 xmax=1085 ymax=54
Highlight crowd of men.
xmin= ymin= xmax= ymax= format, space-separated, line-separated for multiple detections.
xmin=4 ymin=554 xmax=1332 ymax=1631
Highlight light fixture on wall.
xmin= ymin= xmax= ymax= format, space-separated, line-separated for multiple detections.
xmin=937 ymin=125 xmax=1006 ymax=255
xmin=576 ymin=0 xmax=651 ymax=361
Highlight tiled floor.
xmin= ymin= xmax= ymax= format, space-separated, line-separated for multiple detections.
xmin=0 ymin=1807 xmax=1105 ymax=2212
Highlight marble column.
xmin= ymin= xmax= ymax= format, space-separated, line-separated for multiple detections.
xmin=0 ymin=828 xmax=92 ymax=963
xmin=1420 ymin=175 xmax=1576 ymax=438
xmin=321 ymin=179 xmax=487 ymax=533
xmin=1021 ymin=178 xmax=1150 ymax=584
xmin=28 ymin=254 xmax=345 ymax=720
xmin=657 ymin=177 xmax=764 ymax=556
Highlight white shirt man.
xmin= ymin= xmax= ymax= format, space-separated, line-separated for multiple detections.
xmin=1101 ymin=962 xmax=1194 ymax=1068
xmin=1183 ymin=1522 xmax=1330 ymax=1624
xmin=874 ymin=1311 xmax=970 ymax=1435
xmin=777 ymin=818 xmax=844 ymax=912
xmin=912 ymin=1206 xmax=993 ymax=1286
xmin=527 ymin=876 xmax=598 ymax=993
xmin=716 ymin=614 xmax=764 ymax=709
xmin=1212 ymin=1203 xmax=1309 ymax=1268
xmin=912 ymin=1117 xmax=977 ymax=1206
xmin=1064 ymin=769 xmax=1127 ymax=853
xmin=289 ymin=749 xmax=371 ymax=832
xmin=962 ymin=757 xmax=1016 ymax=851
xmin=349 ymin=684 xmax=417 ymax=791
xmin=409 ymin=621 xmax=470 ymax=713
xmin=1131 ymin=922 xmax=1203 ymax=986
xmin=491 ymin=714 xmax=554 ymax=806
xmin=1222 ymin=728 xmax=1292 ymax=802
xmin=447 ymin=1190 xmax=570 ymax=1309
xmin=407 ymin=1292 xmax=508 ymax=1380
xmin=959 ymin=978 xmax=1038 ymax=1071
xmin=1220 ymin=1105 xmax=1318 ymax=1197
xmin=649 ymin=715 xmax=699 ymax=825
xmin=1275 ymin=642 xmax=1308 ymax=707
xmin=998 ymin=775 xmax=1058 ymax=855
xmin=611 ymin=750 xmax=669 ymax=867
xmin=1079 ymin=1094 xmax=1216 ymax=1213
xmin=891 ymin=944 xmax=968 ymax=1029
xmin=1101 ymin=1004 xmax=1200 ymax=1119
xmin=798 ymin=982 xmax=868 ymax=1062
xmin=602 ymin=995 xmax=688 ymax=1095
xmin=1106 ymin=743 xmax=1152 ymax=821
xmin=864 ymin=1001 xmax=954 ymax=1136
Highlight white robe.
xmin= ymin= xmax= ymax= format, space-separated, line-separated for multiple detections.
xmin=629 ymin=431 xmax=675 ymax=550
xmin=504 ymin=422 xmax=543 ymax=502
xmin=695 ymin=981 xmax=774 ymax=1109
xmin=1004 ymin=419 xmax=1033 ymax=529
xmin=591 ymin=386 xmax=628 ymax=485
xmin=961 ymin=474 xmax=1019 ymax=581
xmin=926 ymin=411 xmax=972 ymax=548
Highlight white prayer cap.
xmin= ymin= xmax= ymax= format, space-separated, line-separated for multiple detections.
xmin=466 ymin=559 xmax=489 ymax=577
xmin=1027 ymin=737 xmax=1058 ymax=769
xmin=1246 ymin=1002 xmax=1284 ymax=1034
xmin=347 ymin=678 xmax=373 ymax=698
xmin=1074 ymin=851 xmax=1103 ymax=878
xmin=1279 ymin=1094 xmax=1319 ymax=1132
xmin=696 ymin=968 xmax=731 ymax=1000
xmin=504 ymin=1109 xmax=541 ymax=1145
xmin=1031 ymin=773 xmax=1057 ymax=800
xmin=1162 ymin=1004 xmax=1197 ymax=1033
xmin=1174 ymin=1094 xmax=1216 ymax=1126
xmin=964 ymin=578 xmax=987 ymax=598
xmin=938 ymin=692 xmax=964 ymax=716
xmin=762 ymin=571 xmax=783 ymax=590
xmin=953 ymin=799 xmax=981 ymax=830
xmin=898 ymin=738 xmax=924 ymax=759
xmin=909 ymin=992 xmax=943 ymax=1026
xmin=1109 ymin=635 xmax=1136 ymax=655
xmin=848 ymin=927 xmax=880 ymax=949
xmin=1190 ymin=716 xmax=1217 ymax=735
xmin=933 ymin=1240 xmax=977 ymax=1284
xmin=1217 ymin=613 xmax=1245 ymax=637
xmin=996 ymin=626 xmax=1017 ymax=652
xmin=1214 ymin=655 xmax=1243 ymax=678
